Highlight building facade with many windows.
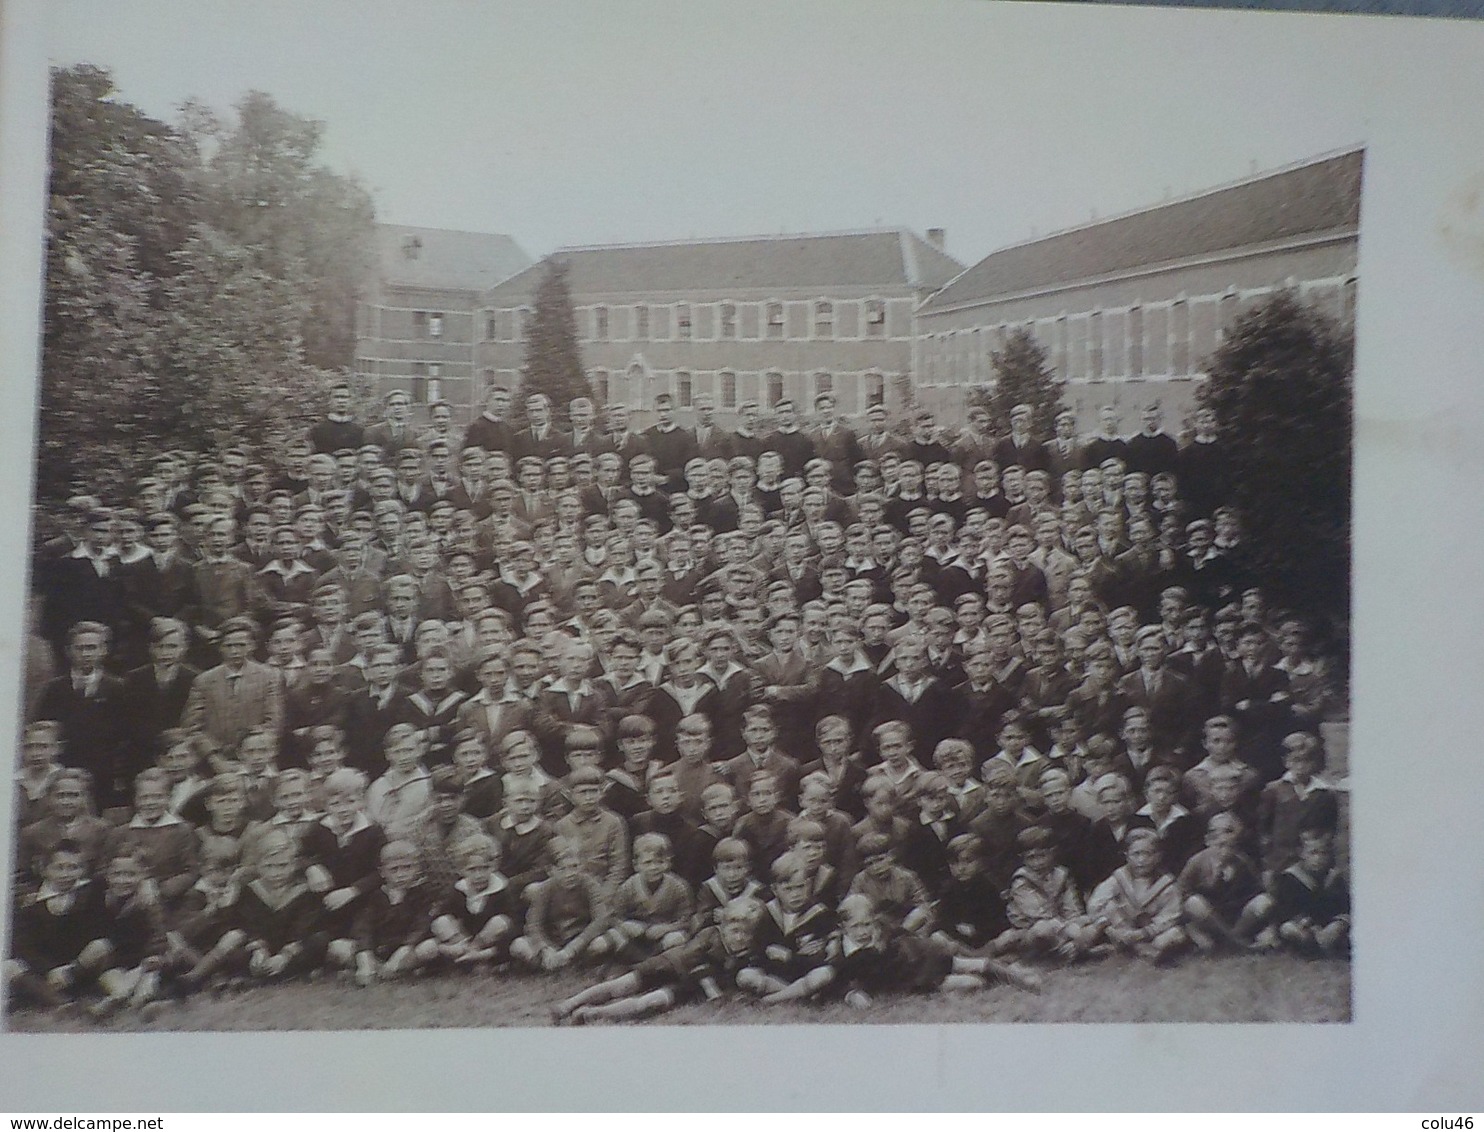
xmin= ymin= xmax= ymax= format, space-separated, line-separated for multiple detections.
xmin=355 ymin=224 xmax=532 ymax=417
xmin=913 ymin=149 xmax=1362 ymax=433
xmin=476 ymin=229 xmax=963 ymax=426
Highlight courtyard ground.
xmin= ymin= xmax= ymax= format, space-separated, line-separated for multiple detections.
xmin=5 ymin=951 xmax=1350 ymax=1031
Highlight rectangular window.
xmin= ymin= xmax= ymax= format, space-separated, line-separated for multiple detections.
xmin=1218 ymin=291 xmax=1239 ymax=341
xmin=1146 ymin=305 xmax=1168 ymax=374
xmin=677 ymin=371 xmax=693 ymax=408
xmin=594 ymin=306 xmax=609 ymax=341
xmin=766 ymin=302 xmax=785 ymax=339
xmin=1067 ymin=314 xmax=1086 ymax=382
xmin=720 ymin=371 xmax=738 ymax=408
xmin=1104 ymin=309 xmax=1125 ymax=380
xmin=413 ymin=311 xmax=427 ymax=337
xmin=1128 ymin=306 xmax=1145 ymax=377
xmin=1190 ymin=300 xmax=1217 ymax=372
xmin=814 ymin=301 xmax=834 ymax=339
xmin=634 ymin=304 xmax=650 ymax=340
xmin=427 ymin=312 xmax=444 ymax=338
xmin=1052 ymin=315 xmax=1068 ymax=377
xmin=676 ymin=303 xmax=693 ymax=339
xmin=486 ymin=314 xmax=498 ymax=341
xmin=864 ymin=299 xmax=886 ymax=337
xmin=1170 ymin=299 xmax=1190 ymax=376
xmin=720 ymin=303 xmax=737 ymax=339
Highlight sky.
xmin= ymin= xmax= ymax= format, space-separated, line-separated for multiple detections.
xmin=29 ymin=0 xmax=1384 ymax=268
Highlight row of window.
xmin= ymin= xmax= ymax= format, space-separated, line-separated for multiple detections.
xmin=917 ymin=279 xmax=1357 ymax=386
xmin=481 ymin=298 xmax=892 ymax=344
xmin=582 ymin=367 xmax=885 ymax=411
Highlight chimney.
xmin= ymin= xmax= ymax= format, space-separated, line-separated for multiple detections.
xmin=926 ymin=227 xmax=946 ymax=251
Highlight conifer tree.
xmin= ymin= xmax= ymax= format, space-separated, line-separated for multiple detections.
xmin=967 ymin=327 xmax=1067 ymax=439
xmin=515 ymin=257 xmax=590 ymax=429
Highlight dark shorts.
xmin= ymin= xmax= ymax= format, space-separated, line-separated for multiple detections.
xmin=632 ymin=949 xmax=691 ymax=992
xmin=895 ymin=935 xmax=955 ymax=994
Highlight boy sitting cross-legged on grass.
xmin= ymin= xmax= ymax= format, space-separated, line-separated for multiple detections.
xmin=429 ymin=832 xmax=517 ymax=969
xmin=748 ymin=851 xmax=838 ymax=1004
xmin=1087 ymin=826 xmax=1189 ymax=964
xmin=510 ymin=836 xmax=612 ymax=972
xmin=1177 ymin=811 xmax=1272 ymax=953
xmin=602 ymin=832 xmax=694 ymax=964
xmin=930 ymin=833 xmax=1011 ymax=957
xmin=999 ymin=824 xmax=1098 ymax=963
xmin=1268 ymin=824 xmax=1350 ymax=958
xmin=164 ymin=840 xmax=243 ymax=993
xmin=329 ymin=838 xmax=438 ymax=986
xmin=553 ymin=896 xmax=765 ymax=1025
xmin=5 ymin=839 xmax=109 ymax=1010
xmin=233 ymin=829 xmax=325 ymax=984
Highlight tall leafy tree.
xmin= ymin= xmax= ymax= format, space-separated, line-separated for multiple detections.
xmin=36 ymin=66 xmax=375 ymax=504
xmin=1199 ymin=291 xmax=1353 ymax=628
xmin=967 ymin=327 xmax=1067 ymax=439
xmin=39 ymin=65 xmax=195 ymax=501
xmin=515 ymin=258 xmax=590 ymax=429
xmin=179 ymin=91 xmax=377 ymax=372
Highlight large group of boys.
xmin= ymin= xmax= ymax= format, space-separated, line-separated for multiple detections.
xmin=6 ymin=380 xmax=1350 ymax=1024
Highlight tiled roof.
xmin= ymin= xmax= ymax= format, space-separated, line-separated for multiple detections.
xmin=375 ymin=224 xmax=532 ymax=292
xmin=485 ymin=229 xmax=964 ymax=302
xmin=920 ymin=149 xmax=1363 ymax=313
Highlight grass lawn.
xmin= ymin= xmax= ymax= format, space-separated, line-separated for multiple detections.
xmin=5 ymin=952 xmax=1350 ymax=1031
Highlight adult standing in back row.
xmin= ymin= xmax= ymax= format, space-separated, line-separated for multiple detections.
xmin=1125 ymin=403 xmax=1180 ymax=478
xmin=810 ymin=392 xmax=861 ymax=494
xmin=309 ymin=382 xmax=365 ymax=455
xmin=464 ymin=385 xmax=516 ymax=456
xmin=644 ymin=393 xmax=699 ymax=493
xmin=767 ymin=400 xmax=816 ymax=481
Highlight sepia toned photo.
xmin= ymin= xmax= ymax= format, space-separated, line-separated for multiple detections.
xmin=4 ymin=2 xmax=1360 ymax=1035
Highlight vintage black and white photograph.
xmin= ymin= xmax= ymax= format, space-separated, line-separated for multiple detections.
xmin=3 ymin=0 xmax=1367 ymax=1034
